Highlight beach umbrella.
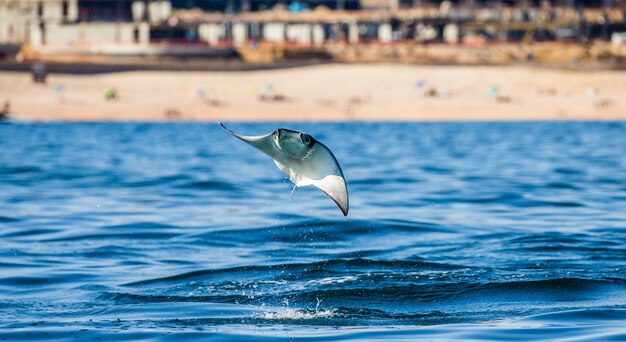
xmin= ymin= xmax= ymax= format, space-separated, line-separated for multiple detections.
xmin=53 ymin=85 xmax=63 ymax=95
xmin=586 ymin=87 xmax=597 ymax=98
xmin=415 ymin=80 xmax=426 ymax=89
xmin=487 ymin=86 xmax=499 ymax=98
xmin=103 ymin=87 xmax=117 ymax=100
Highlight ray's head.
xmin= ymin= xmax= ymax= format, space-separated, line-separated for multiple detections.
xmin=273 ymin=128 xmax=316 ymax=159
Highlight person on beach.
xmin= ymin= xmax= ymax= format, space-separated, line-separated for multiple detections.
xmin=0 ymin=100 xmax=10 ymax=120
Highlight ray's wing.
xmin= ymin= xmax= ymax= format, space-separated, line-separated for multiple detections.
xmin=218 ymin=122 xmax=278 ymax=159
xmin=296 ymin=141 xmax=349 ymax=216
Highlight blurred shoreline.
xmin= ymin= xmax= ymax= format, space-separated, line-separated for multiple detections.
xmin=0 ymin=58 xmax=330 ymax=74
xmin=4 ymin=39 xmax=626 ymax=74
xmin=1 ymin=59 xmax=625 ymax=76
xmin=1 ymin=63 xmax=625 ymax=122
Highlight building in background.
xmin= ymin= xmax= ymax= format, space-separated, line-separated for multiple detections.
xmin=77 ymin=0 xmax=134 ymax=21
xmin=169 ymin=0 xmax=360 ymax=12
xmin=0 ymin=0 xmax=77 ymax=45
xmin=0 ymin=0 xmax=236 ymax=57
xmin=0 ymin=0 xmax=625 ymax=59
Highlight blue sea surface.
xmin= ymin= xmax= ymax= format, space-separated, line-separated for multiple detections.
xmin=0 ymin=122 xmax=625 ymax=341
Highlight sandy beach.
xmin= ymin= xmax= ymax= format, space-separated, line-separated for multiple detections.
xmin=1 ymin=64 xmax=625 ymax=122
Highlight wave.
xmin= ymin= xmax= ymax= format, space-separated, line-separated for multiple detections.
xmin=420 ymin=193 xmax=586 ymax=207
xmin=104 ymin=222 xmax=180 ymax=230
xmin=95 ymin=277 xmax=626 ymax=328
xmin=1 ymin=309 xmax=625 ymax=341
xmin=176 ymin=180 xmax=240 ymax=191
xmin=499 ymin=232 xmax=626 ymax=258
xmin=0 ymin=273 xmax=97 ymax=286
xmin=0 ymin=228 xmax=62 ymax=238
xmin=0 ymin=215 xmax=21 ymax=223
xmin=124 ymin=258 xmax=465 ymax=286
xmin=187 ymin=218 xmax=454 ymax=246
xmin=0 ymin=166 xmax=42 ymax=175
xmin=44 ymin=232 xmax=179 ymax=242
xmin=116 ymin=258 xmax=626 ymax=319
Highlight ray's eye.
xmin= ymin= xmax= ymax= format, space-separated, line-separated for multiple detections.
xmin=274 ymin=130 xmax=280 ymax=144
xmin=301 ymin=134 xmax=312 ymax=147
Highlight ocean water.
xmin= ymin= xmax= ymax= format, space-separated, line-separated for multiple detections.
xmin=1 ymin=122 xmax=625 ymax=341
